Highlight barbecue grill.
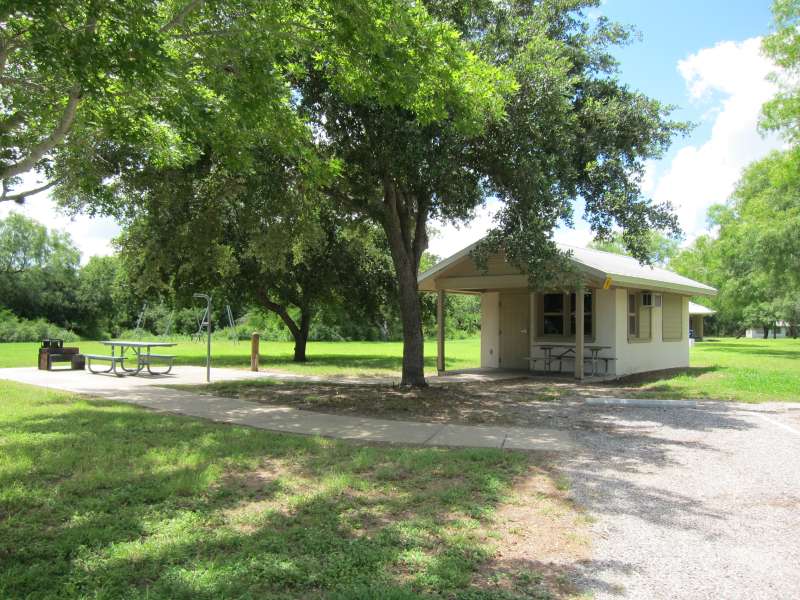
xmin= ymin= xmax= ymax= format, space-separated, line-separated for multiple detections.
xmin=38 ymin=339 xmax=85 ymax=370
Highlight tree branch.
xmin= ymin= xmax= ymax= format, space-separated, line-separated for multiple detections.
xmin=0 ymin=83 xmax=81 ymax=181
xmin=411 ymin=195 xmax=429 ymax=268
xmin=0 ymin=76 xmax=47 ymax=90
xmin=160 ymin=0 xmax=205 ymax=33
xmin=1 ymin=178 xmax=61 ymax=204
xmin=0 ymin=111 xmax=25 ymax=134
xmin=256 ymin=289 xmax=301 ymax=338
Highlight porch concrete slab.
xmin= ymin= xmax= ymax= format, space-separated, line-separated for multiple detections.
xmin=431 ymin=368 xmax=530 ymax=383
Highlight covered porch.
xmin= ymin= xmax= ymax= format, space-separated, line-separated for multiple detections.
xmin=431 ymin=284 xmax=604 ymax=382
xmin=689 ymin=301 xmax=716 ymax=340
xmin=419 ymin=240 xmax=716 ymax=380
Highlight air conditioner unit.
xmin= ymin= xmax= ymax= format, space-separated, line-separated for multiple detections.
xmin=640 ymin=292 xmax=662 ymax=308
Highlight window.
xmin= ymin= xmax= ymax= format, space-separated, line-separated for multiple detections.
xmin=537 ymin=291 xmax=594 ymax=339
xmin=542 ymin=293 xmax=564 ymax=335
xmin=628 ymin=291 xmax=653 ymax=341
xmin=570 ymin=292 xmax=593 ymax=336
xmin=628 ymin=293 xmax=638 ymax=337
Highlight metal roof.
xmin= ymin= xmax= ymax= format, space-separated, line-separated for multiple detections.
xmin=688 ymin=301 xmax=717 ymax=315
xmin=418 ymin=240 xmax=717 ymax=296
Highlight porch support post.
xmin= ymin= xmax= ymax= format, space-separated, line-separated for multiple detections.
xmin=436 ymin=290 xmax=446 ymax=375
xmin=574 ymin=284 xmax=584 ymax=380
xmin=697 ymin=316 xmax=704 ymax=341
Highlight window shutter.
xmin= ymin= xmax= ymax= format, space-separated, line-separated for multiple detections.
xmin=662 ymin=294 xmax=683 ymax=341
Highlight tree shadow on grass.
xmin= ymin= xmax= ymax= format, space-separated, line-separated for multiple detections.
xmin=0 ymin=394 xmax=578 ymax=600
xmin=0 ymin=384 xmax=765 ymax=599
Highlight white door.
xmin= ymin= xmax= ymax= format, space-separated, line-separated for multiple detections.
xmin=500 ymin=292 xmax=530 ymax=370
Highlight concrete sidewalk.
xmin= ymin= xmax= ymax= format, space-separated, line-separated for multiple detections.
xmin=0 ymin=367 xmax=572 ymax=452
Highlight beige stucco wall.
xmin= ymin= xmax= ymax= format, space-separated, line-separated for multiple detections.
xmin=613 ymin=289 xmax=690 ymax=376
xmin=480 ymin=287 xmax=690 ymax=376
xmin=480 ymin=292 xmax=500 ymax=368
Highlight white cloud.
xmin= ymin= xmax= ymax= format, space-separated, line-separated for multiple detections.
xmin=427 ymin=199 xmax=500 ymax=259
xmin=428 ymin=198 xmax=596 ymax=260
xmin=652 ymin=38 xmax=784 ymax=241
xmin=0 ymin=178 xmax=120 ymax=264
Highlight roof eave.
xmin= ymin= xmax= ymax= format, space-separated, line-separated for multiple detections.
xmin=608 ymin=274 xmax=717 ymax=297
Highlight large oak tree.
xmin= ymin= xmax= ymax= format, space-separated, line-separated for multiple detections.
xmin=113 ymin=147 xmax=395 ymax=362
xmin=299 ymin=0 xmax=685 ymax=386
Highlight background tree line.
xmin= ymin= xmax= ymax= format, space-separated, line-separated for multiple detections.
xmin=0 ymin=212 xmax=481 ymax=343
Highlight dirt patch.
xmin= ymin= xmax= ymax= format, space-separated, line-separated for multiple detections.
xmin=215 ymin=378 xmax=646 ymax=430
xmin=473 ymin=464 xmax=592 ymax=598
xmin=218 ymin=460 xmax=300 ymax=531
xmin=214 ymin=454 xmax=590 ymax=598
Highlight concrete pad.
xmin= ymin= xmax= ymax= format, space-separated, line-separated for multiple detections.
xmin=503 ymin=426 xmax=574 ymax=452
xmin=586 ymin=397 xmax=698 ymax=409
xmin=332 ymin=419 xmax=442 ymax=444
xmin=427 ymin=424 xmax=507 ymax=448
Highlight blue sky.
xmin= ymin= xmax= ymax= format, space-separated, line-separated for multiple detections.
xmin=600 ymin=0 xmax=774 ymax=151
xmin=0 ymin=1 xmax=784 ymax=262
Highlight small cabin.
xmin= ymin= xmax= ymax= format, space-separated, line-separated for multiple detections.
xmin=419 ymin=242 xmax=717 ymax=379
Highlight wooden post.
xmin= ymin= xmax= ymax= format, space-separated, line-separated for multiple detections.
xmin=574 ymin=284 xmax=584 ymax=380
xmin=437 ymin=290 xmax=445 ymax=375
xmin=250 ymin=332 xmax=259 ymax=372
xmin=697 ymin=315 xmax=704 ymax=341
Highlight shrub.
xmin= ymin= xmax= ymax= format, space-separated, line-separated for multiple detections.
xmin=0 ymin=310 xmax=80 ymax=342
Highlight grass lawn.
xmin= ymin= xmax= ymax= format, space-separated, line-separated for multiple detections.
xmin=2 ymin=336 xmax=798 ymax=402
xmin=624 ymin=337 xmax=800 ymax=403
xmin=0 ymin=338 xmax=481 ymax=375
xmin=0 ymin=380 xmax=589 ymax=600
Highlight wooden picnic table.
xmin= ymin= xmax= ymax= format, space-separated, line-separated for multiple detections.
xmin=533 ymin=343 xmax=612 ymax=376
xmin=85 ymin=340 xmax=177 ymax=376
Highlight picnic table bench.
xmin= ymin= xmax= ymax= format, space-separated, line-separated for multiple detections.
xmin=528 ymin=344 xmax=615 ymax=376
xmin=86 ymin=341 xmax=177 ymax=376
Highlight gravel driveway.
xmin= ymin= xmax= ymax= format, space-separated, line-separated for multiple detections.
xmin=562 ymin=401 xmax=800 ymax=599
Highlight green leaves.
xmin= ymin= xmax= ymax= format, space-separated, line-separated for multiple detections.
xmin=673 ymin=149 xmax=800 ymax=333
xmin=761 ymin=0 xmax=800 ymax=141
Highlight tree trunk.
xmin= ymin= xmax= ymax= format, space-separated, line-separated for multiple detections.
xmin=257 ymin=291 xmax=312 ymax=363
xmin=763 ymin=325 xmax=769 ymax=339
xmin=294 ymin=309 xmax=311 ymax=362
xmin=381 ymin=177 xmax=429 ymax=387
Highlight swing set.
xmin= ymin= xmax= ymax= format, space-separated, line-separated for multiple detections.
xmin=192 ymin=301 xmax=239 ymax=343
xmin=132 ymin=300 xmax=239 ymax=342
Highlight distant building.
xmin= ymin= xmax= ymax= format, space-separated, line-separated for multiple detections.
xmin=688 ymin=302 xmax=716 ymax=341
xmin=745 ymin=322 xmax=791 ymax=339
